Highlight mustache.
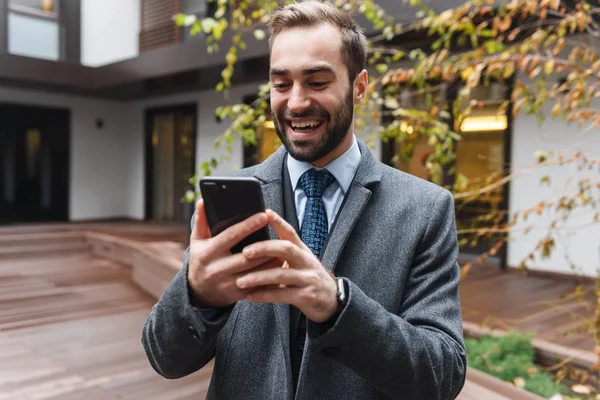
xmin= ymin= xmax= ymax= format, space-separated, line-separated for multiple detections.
xmin=278 ymin=108 xmax=329 ymax=120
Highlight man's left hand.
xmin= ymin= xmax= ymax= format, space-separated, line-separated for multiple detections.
xmin=236 ymin=209 xmax=339 ymax=323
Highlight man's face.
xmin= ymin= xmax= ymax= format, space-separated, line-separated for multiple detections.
xmin=269 ymin=24 xmax=357 ymax=165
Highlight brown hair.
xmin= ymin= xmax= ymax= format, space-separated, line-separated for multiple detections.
xmin=267 ymin=0 xmax=367 ymax=82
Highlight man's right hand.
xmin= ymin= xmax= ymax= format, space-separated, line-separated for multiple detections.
xmin=187 ymin=198 xmax=277 ymax=308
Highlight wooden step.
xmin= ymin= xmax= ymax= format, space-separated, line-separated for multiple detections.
xmin=0 ymin=242 xmax=88 ymax=260
xmin=0 ymin=231 xmax=85 ymax=248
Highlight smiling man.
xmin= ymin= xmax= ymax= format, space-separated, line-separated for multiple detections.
xmin=141 ymin=1 xmax=467 ymax=399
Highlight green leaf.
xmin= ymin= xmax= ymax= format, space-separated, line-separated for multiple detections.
xmin=226 ymin=51 xmax=237 ymax=65
xmin=376 ymin=63 xmax=389 ymax=74
xmin=536 ymin=110 xmax=545 ymax=126
xmin=484 ymin=40 xmax=505 ymax=54
xmin=190 ymin=23 xmax=202 ymax=36
xmin=392 ymin=51 xmax=405 ymax=62
xmin=173 ymin=13 xmax=187 ymax=27
xmin=216 ymin=82 xmax=224 ymax=92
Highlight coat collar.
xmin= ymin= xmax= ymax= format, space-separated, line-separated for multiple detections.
xmin=253 ymin=140 xmax=382 ymax=189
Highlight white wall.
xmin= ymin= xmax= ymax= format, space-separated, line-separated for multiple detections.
xmin=81 ymin=0 xmax=140 ymax=67
xmin=507 ymin=82 xmax=600 ymax=276
xmin=0 ymin=86 xmax=140 ymax=221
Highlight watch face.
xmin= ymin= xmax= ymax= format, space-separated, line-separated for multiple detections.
xmin=336 ymin=278 xmax=347 ymax=304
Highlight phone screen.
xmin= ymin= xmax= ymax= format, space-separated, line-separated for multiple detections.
xmin=200 ymin=177 xmax=270 ymax=253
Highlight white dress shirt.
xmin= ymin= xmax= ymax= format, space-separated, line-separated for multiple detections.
xmin=286 ymin=135 xmax=362 ymax=232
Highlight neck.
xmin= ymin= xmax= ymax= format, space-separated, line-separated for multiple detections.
xmin=311 ymin=131 xmax=354 ymax=168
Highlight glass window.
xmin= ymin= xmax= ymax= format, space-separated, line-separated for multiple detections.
xmin=8 ymin=12 xmax=59 ymax=60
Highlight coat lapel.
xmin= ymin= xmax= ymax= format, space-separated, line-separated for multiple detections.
xmin=320 ymin=141 xmax=382 ymax=274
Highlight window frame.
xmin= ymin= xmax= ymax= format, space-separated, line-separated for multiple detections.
xmin=8 ymin=0 xmax=58 ymax=21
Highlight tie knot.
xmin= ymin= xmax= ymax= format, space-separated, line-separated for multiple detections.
xmin=298 ymin=169 xmax=335 ymax=198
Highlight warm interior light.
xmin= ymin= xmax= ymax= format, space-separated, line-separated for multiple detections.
xmin=42 ymin=0 xmax=53 ymax=12
xmin=263 ymin=120 xmax=275 ymax=129
xmin=460 ymin=114 xmax=507 ymax=132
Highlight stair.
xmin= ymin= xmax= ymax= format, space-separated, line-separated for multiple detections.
xmin=0 ymin=231 xmax=88 ymax=259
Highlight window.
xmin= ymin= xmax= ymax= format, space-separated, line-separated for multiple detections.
xmin=242 ymin=95 xmax=281 ymax=168
xmin=8 ymin=0 xmax=59 ymax=60
xmin=381 ymin=80 xmax=512 ymax=257
xmin=381 ymin=83 xmax=449 ymax=182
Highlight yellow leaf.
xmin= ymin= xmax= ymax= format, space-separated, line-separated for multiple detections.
xmin=551 ymin=102 xmax=561 ymax=118
xmin=513 ymin=377 xmax=525 ymax=388
xmin=253 ymin=29 xmax=266 ymax=40
xmin=544 ymin=60 xmax=555 ymax=75
xmin=503 ymin=62 xmax=515 ymax=78
xmin=526 ymin=367 xmax=538 ymax=376
xmin=571 ymin=384 xmax=592 ymax=394
xmin=461 ymin=66 xmax=475 ymax=81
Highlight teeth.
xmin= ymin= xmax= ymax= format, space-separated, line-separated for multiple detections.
xmin=291 ymin=120 xmax=321 ymax=129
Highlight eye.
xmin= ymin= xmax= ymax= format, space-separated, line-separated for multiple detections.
xmin=310 ymin=82 xmax=328 ymax=88
xmin=273 ymin=83 xmax=290 ymax=91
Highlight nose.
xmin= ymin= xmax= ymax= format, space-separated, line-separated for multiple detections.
xmin=287 ymin=85 xmax=311 ymax=114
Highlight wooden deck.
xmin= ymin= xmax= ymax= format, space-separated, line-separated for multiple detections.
xmin=460 ymin=264 xmax=594 ymax=352
xmin=0 ymin=250 xmax=541 ymax=400
xmin=0 ymin=253 xmax=211 ymax=400
xmin=2 ymin=221 xmax=590 ymax=399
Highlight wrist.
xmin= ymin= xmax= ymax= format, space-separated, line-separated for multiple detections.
xmin=324 ymin=277 xmax=347 ymax=321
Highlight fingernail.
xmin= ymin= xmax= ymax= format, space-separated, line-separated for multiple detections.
xmin=237 ymin=278 xmax=247 ymax=288
xmin=243 ymin=247 xmax=254 ymax=257
xmin=256 ymin=213 xmax=267 ymax=225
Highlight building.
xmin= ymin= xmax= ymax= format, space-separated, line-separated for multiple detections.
xmin=0 ymin=0 xmax=598 ymax=276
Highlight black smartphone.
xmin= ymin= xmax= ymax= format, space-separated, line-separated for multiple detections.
xmin=199 ymin=177 xmax=271 ymax=254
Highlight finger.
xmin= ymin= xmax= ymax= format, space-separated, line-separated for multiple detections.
xmin=236 ymin=267 xmax=308 ymax=289
xmin=243 ymin=240 xmax=308 ymax=268
xmin=246 ymin=286 xmax=302 ymax=305
xmin=209 ymin=253 xmax=274 ymax=277
xmin=212 ymin=212 xmax=269 ymax=254
xmin=191 ymin=199 xmax=211 ymax=241
xmin=265 ymin=209 xmax=308 ymax=251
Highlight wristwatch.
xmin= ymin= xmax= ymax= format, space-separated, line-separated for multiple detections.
xmin=335 ymin=277 xmax=348 ymax=312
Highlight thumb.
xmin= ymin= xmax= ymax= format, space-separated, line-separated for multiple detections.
xmin=190 ymin=199 xmax=211 ymax=241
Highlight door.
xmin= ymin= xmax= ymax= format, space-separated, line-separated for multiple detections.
xmin=145 ymin=104 xmax=197 ymax=223
xmin=0 ymin=104 xmax=70 ymax=224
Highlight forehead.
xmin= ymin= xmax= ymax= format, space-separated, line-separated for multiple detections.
xmin=270 ymin=24 xmax=345 ymax=76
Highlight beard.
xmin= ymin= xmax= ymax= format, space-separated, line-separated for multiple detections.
xmin=272 ymin=86 xmax=354 ymax=163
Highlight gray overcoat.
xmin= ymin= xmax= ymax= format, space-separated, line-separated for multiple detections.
xmin=141 ymin=141 xmax=467 ymax=399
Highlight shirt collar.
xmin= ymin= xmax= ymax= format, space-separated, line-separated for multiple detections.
xmin=286 ymin=135 xmax=361 ymax=194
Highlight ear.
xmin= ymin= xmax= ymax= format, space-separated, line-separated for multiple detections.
xmin=353 ymin=69 xmax=369 ymax=105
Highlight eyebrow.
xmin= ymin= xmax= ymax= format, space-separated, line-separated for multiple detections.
xmin=270 ymin=66 xmax=336 ymax=77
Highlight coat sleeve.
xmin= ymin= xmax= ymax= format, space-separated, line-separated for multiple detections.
xmin=307 ymin=189 xmax=467 ymax=400
xmin=141 ymin=216 xmax=234 ymax=379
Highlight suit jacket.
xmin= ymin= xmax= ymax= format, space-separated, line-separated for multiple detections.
xmin=141 ymin=141 xmax=467 ymax=399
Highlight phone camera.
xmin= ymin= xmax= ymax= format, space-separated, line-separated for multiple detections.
xmin=221 ymin=184 xmax=227 ymax=190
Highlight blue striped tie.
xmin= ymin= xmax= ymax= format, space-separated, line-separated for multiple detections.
xmin=298 ymin=169 xmax=335 ymax=258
